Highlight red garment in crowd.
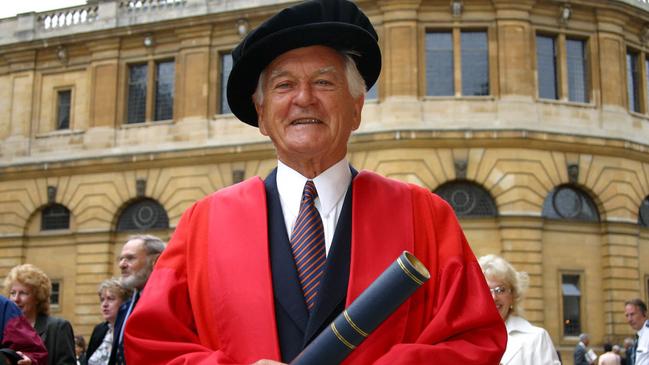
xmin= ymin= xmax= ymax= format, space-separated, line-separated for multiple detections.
xmin=125 ymin=171 xmax=506 ymax=364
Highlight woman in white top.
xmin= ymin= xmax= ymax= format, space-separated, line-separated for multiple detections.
xmin=479 ymin=254 xmax=562 ymax=365
xmin=84 ymin=278 xmax=131 ymax=365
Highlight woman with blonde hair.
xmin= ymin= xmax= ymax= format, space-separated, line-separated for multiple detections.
xmin=479 ymin=254 xmax=561 ymax=365
xmin=83 ymin=278 xmax=130 ymax=365
xmin=4 ymin=264 xmax=76 ymax=365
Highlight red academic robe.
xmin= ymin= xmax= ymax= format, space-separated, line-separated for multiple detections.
xmin=125 ymin=170 xmax=506 ymax=364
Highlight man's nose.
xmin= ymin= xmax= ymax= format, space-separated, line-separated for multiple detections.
xmin=293 ymin=83 xmax=316 ymax=106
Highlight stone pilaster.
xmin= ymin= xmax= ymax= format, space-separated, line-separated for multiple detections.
xmin=601 ymin=222 xmax=641 ymax=340
xmin=498 ymin=216 xmax=545 ymax=324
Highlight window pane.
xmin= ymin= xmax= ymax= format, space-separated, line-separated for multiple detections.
xmin=41 ymin=204 xmax=70 ymax=230
xmin=567 ymin=38 xmax=588 ymax=103
xmin=127 ymin=64 xmax=148 ymax=123
xmin=155 ymin=60 xmax=175 ymax=121
xmin=57 ymin=90 xmax=71 ymax=129
xmin=537 ymin=35 xmax=558 ymax=100
xmin=461 ymin=31 xmax=489 ymax=96
xmin=627 ymin=51 xmax=641 ymax=112
xmin=221 ymin=53 xmax=233 ymax=114
xmin=117 ymin=198 xmax=169 ymax=231
xmin=425 ymin=32 xmax=454 ymax=96
xmin=50 ymin=281 xmax=60 ymax=306
xmin=562 ymin=274 xmax=581 ymax=336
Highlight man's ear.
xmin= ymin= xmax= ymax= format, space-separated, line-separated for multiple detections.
xmin=351 ymin=94 xmax=364 ymax=131
xmin=255 ymin=103 xmax=269 ymax=136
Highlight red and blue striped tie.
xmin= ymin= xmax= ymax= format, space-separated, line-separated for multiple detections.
xmin=291 ymin=180 xmax=326 ymax=312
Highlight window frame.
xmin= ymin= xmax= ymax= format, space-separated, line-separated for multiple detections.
xmin=40 ymin=203 xmax=71 ymax=231
xmin=423 ymin=26 xmax=495 ymax=99
xmin=55 ymin=88 xmax=73 ymax=130
xmin=627 ymin=48 xmax=642 ymax=113
xmin=50 ymin=280 xmax=61 ymax=311
xmin=534 ymin=31 xmax=592 ymax=104
xmin=124 ymin=57 xmax=176 ymax=125
xmin=218 ymin=51 xmax=233 ymax=115
xmin=560 ymin=271 xmax=584 ymax=338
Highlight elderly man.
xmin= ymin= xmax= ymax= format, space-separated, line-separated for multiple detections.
xmin=625 ymin=298 xmax=649 ymax=365
xmin=108 ymin=234 xmax=165 ymax=365
xmin=124 ymin=1 xmax=506 ymax=364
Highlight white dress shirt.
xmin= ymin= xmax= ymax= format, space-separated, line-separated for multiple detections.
xmin=500 ymin=315 xmax=561 ymax=365
xmin=276 ymin=158 xmax=351 ymax=256
xmin=637 ymin=320 xmax=649 ymax=365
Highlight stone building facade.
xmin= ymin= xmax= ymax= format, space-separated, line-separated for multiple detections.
xmin=1 ymin=0 xmax=649 ymax=362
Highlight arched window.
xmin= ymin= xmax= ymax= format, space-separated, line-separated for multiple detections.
xmin=434 ymin=181 xmax=497 ymax=217
xmin=542 ymin=185 xmax=599 ymax=222
xmin=41 ymin=204 xmax=70 ymax=230
xmin=117 ymin=198 xmax=169 ymax=231
xmin=639 ymin=196 xmax=649 ymax=228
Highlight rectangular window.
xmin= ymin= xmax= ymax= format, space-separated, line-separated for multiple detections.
xmin=56 ymin=90 xmax=71 ymax=129
xmin=562 ymin=273 xmax=581 ymax=336
xmin=154 ymin=60 xmax=174 ymax=121
xmin=220 ymin=53 xmax=233 ymax=114
xmin=461 ymin=31 xmax=489 ymax=96
xmin=627 ymin=50 xmax=641 ymax=113
xmin=50 ymin=281 xmax=60 ymax=307
xmin=127 ymin=63 xmax=148 ymax=123
xmin=536 ymin=35 xmax=558 ymax=100
xmin=425 ymin=31 xmax=454 ymax=96
xmin=566 ymin=38 xmax=589 ymax=103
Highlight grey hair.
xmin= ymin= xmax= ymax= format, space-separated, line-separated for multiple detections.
xmin=128 ymin=234 xmax=165 ymax=255
xmin=478 ymin=254 xmax=529 ymax=317
xmin=97 ymin=277 xmax=132 ymax=302
xmin=579 ymin=333 xmax=589 ymax=342
xmin=252 ymin=50 xmax=367 ymax=107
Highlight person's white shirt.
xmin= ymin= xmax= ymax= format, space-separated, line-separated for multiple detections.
xmin=500 ymin=315 xmax=561 ymax=365
xmin=636 ymin=320 xmax=649 ymax=365
xmin=598 ymin=351 xmax=620 ymax=365
xmin=276 ymin=158 xmax=351 ymax=256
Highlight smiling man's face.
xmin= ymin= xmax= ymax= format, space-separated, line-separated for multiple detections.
xmin=255 ymin=45 xmax=363 ymax=177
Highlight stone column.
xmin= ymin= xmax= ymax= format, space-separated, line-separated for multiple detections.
xmin=498 ymin=216 xmax=545 ymax=324
xmin=2 ymin=50 xmax=36 ymax=158
xmin=595 ymin=9 xmax=628 ymax=110
xmin=74 ymin=232 xmax=116 ymax=337
xmin=173 ymin=25 xmax=212 ymax=141
xmin=492 ymin=0 xmax=536 ymax=100
xmin=376 ymin=0 xmax=422 ymax=125
xmin=601 ymin=222 xmax=641 ymax=340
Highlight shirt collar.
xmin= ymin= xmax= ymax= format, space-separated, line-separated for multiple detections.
xmin=505 ymin=315 xmax=535 ymax=335
xmin=639 ymin=320 xmax=649 ymax=336
xmin=276 ymin=159 xmax=351 ymax=217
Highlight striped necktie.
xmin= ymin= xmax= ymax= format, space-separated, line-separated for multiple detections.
xmin=291 ymin=180 xmax=326 ymax=312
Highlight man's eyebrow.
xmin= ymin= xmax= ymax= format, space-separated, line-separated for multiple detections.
xmin=268 ymin=66 xmax=338 ymax=80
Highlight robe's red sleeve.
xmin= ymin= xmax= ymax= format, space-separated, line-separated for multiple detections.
xmin=371 ymin=185 xmax=506 ymax=364
xmin=124 ymin=200 xmax=241 ymax=365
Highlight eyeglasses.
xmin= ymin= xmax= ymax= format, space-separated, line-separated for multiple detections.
xmin=489 ymin=286 xmax=511 ymax=296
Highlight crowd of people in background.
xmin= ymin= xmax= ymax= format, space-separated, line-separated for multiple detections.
xmin=0 ymin=234 xmax=165 ymax=365
xmin=0 ymin=239 xmax=647 ymax=364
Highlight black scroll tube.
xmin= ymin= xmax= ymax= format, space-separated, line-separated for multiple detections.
xmin=290 ymin=251 xmax=430 ymax=365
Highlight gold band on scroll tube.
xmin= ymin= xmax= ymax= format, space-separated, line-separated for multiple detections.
xmin=330 ymin=322 xmax=356 ymax=350
xmin=343 ymin=310 xmax=368 ymax=338
xmin=397 ymin=257 xmax=424 ymax=286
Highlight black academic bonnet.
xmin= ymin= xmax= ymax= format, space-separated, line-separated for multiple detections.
xmin=226 ymin=0 xmax=381 ymax=126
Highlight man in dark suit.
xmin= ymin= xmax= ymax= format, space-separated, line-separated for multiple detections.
xmin=122 ymin=1 xmax=507 ymax=364
xmin=575 ymin=333 xmax=594 ymax=365
xmin=107 ymin=235 xmax=164 ymax=365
